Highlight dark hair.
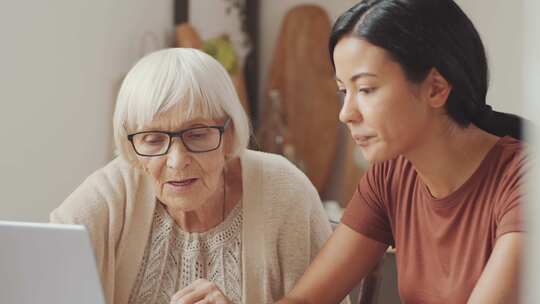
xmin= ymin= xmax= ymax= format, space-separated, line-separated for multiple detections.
xmin=330 ymin=0 xmax=495 ymax=129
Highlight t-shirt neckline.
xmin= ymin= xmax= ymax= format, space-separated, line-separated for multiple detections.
xmin=419 ymin=136 xmax=508 ymax=208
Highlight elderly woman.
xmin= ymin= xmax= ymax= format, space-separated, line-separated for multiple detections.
xmin=50 ymin=48 xmax=333 ymax=304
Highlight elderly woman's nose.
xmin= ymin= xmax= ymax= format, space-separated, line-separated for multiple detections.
xmin=339 ymin=93 xmax=363 ymax=124
xmin=166 ymin=139 xmax=191 ymax=169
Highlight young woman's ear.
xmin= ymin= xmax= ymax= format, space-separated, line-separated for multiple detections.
xmin=425 ymin=68 xmax=452 ymax=109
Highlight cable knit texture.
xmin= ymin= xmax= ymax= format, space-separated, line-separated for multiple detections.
xmin=128 ymin=203 xmax=242 ymax=304
xmin=50 ymin=150 xmax=347 ymax=304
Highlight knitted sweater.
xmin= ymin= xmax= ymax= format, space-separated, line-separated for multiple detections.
xmin=50 ymin=150 xmax=334 ymax=304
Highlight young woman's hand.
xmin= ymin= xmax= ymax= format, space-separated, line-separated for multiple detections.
xmin=170 ymin=279 xmax=231 ymax=304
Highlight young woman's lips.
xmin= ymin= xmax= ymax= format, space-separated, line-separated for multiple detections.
xmin=353 ymin=135 xmax=376 ymax=147
xmin=166 ymin=178 xmax=198 ymax=192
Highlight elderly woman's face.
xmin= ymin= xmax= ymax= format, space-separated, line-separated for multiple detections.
xmin=136 ymin=108 xmax=229 ymax=212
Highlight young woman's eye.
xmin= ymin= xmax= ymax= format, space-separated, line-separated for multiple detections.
xmin=359 ymin=87 xmax=376 ymax=94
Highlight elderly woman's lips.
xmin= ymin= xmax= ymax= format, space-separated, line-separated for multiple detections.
xmin=166 ymin=178 xmax=198 ymax=191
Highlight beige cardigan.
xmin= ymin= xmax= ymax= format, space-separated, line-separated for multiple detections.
xmin=50 ymin=150 xmax=335 ymax=304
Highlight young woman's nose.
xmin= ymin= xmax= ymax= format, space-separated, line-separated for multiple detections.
xmin=166 ymin=138 xmax=192 ymax=169
xmin=339 ymin=92 xmax=363 ymax=124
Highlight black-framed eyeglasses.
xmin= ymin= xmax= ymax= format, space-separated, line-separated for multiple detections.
xmin=127 ymin=118 xmax=231 ymax=157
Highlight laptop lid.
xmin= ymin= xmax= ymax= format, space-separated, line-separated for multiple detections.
xmin=0 ymin=221 xmax=106 ymax=304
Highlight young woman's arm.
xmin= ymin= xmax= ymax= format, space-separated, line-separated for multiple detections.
xmin=467 ymin=232 xmax=524 ymax=304
xmin=276 ymin=224 xmax=388 ymax=304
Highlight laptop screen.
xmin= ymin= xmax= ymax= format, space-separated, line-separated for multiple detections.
xmin=0 ymin=221 xmax=106 ymax=304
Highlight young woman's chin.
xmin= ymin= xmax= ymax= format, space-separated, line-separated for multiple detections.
xmin=359 ymin=142 xmax=397 ymax=164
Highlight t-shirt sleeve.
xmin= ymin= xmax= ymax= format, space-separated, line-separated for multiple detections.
xmin=495 ymin=153 xmax=527 ymax=239
xmin=341 ymin=163 xmax=394 ymax=246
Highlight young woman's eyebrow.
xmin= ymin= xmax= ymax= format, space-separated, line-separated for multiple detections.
xmin=334 ymin=72 xmax=378 ymax=83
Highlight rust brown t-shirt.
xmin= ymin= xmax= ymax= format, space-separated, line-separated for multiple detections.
xmin=342 ymin=136 xmax=526 ymax=304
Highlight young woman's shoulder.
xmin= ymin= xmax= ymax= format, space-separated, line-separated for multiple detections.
xmin=488 ymin=136 xmax=528 ymax=198
xmin=487 ymin=136 xmax=527 ymax=179
xmin=497 ymin=136 xmax=527 ymax=160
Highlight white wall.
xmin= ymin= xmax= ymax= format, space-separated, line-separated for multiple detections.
xmin=454 ymin=0 xmax=524 ymax=117
xmin=0 ymin=0 xmax=174 ymax=222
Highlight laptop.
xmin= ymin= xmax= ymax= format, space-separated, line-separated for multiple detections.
xmin=0 ymin=221 xmax=106 ymax=304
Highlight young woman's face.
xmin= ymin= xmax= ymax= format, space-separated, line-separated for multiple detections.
xmin=135 ymin=106 xmax=230 ymax=212
xmin=334 ymin=36 xmax=432 ymax=163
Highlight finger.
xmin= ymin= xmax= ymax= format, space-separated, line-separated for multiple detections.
xmin=203 ymin=290 xmax=229 ymax=304
xmin=171 ymin=286 xmax=196 ymax=302
xmin=174 ymin=282 xmax=216 ymax=304
xmin=172 ymin=279 xmax=212 ymax=302
xmin=193 ymin=295 xmax=225 ymax=304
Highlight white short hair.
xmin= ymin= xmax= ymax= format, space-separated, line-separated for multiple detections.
xmin=113 ymin=48 xmax=251 ymax=166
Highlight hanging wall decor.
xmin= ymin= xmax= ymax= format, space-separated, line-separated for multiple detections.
xmin=175 ymin=0 xmax=259 ymax=125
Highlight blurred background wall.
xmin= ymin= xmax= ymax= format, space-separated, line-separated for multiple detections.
xmin=0 ymin=0 xmax=174 ymax=221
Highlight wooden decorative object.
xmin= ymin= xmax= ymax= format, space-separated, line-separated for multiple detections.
xmin=175 ymin=22 xmax=251 ymax=115
xmin=175 ymin=23 xmax=204 ymax=49
xmin=261 ymin=5 xmax=341 ymax=194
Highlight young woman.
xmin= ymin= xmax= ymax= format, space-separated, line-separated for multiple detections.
xmin=278 ymin=0 xmax=526 ymax=303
